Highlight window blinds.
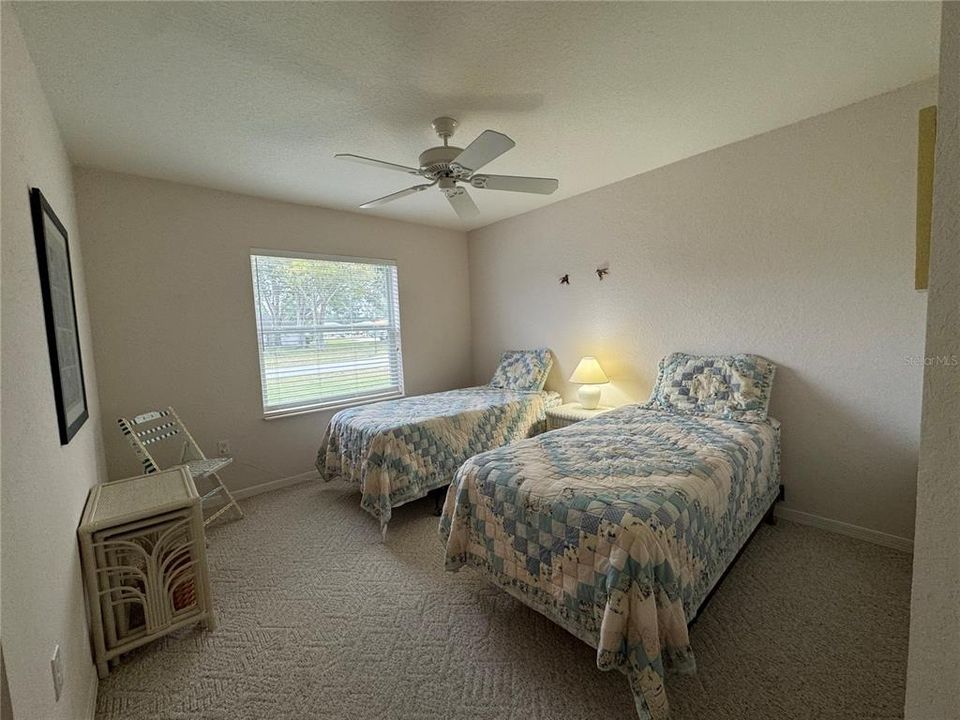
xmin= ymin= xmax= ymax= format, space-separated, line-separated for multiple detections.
xmin=250 ymin=251 xmax=404 ymax=415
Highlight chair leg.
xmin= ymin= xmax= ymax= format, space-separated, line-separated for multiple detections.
xmin=216 ymin=473 xmax=244 ymax=519
xmin=202 ymin=472 xmax=244 ymax=526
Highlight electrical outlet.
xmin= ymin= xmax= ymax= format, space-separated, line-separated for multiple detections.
xmin=50 ymin=644 xmax=64 ymax=702
xmin=217 ymin=439 xmax=231 ymax=457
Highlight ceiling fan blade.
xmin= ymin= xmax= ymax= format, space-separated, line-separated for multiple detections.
xmin=450 ymin=130 xmax=515 ymax=173
xmin=359 ymin=183 xmax=433 ymax=208
xmin=445 ymin=186 xmax=480 ymax=221
xmin=335 ymin=153 xmax=422 ymax=176
xmin=470 ymin=174 xmax=559 ymax=195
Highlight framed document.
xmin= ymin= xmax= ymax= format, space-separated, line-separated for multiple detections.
xmin=31 ymin=187 xmax=89 ymax=444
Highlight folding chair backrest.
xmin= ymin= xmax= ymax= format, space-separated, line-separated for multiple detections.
xmin=117 ymin=407 xmax=205 ymax=474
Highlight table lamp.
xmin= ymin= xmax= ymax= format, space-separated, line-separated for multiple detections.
xmin=569 ymin=356 xmax=609 ymax=409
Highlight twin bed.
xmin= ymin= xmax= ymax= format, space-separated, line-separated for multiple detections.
xmin=318 ymin=349 xmax=559 ymax=528
xmin=319 ymin=350 xmax=780 ymax=719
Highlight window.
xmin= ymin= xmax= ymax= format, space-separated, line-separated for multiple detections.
xmin=250 ymin=250 xmax=404 ymax=416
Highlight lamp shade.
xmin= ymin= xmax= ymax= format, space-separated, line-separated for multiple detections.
xmin=569 ymin=356 xmax=609 ymax=385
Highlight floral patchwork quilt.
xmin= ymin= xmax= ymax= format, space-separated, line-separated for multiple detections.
xmin=440 ymin=405 xmax=781 ymax=720
xmin=318 ymin=387 xmax=561 ymax=526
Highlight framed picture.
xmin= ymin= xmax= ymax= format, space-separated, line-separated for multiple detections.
xmin=31 ymin=187 xmax=89 ymax=444
xmin=915 ymin=105 xmax=937 ymax=290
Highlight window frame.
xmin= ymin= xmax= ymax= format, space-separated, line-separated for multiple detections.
xmin=249 ymin=248 xmax=405 ymax=419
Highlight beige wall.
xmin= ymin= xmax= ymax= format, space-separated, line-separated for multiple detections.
xmin=74 ymin=169 xmax=471 ymax=490
xmin=905 ymin=2 xmax=960 ymax=717
xmin=1 ymin=8 xmax=103 ymax=719
xmin=468 ymin=79 xmax=936 ymax=541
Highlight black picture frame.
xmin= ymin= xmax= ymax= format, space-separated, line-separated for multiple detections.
xmin=31 ymin=187 xmax=89 ymax=444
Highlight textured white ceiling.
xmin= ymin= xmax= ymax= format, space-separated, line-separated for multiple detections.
xmin=13 ymin=2 xmax=940 ymax=230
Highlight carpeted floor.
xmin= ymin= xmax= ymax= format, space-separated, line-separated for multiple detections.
xmin=95 ymin=481 xmax=913 ymax=720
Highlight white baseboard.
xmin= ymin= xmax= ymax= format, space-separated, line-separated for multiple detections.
xmin=774 ymin=506 xmax=913 ymax=553
xmin=232 ymin=469 xmax=318 ymax=500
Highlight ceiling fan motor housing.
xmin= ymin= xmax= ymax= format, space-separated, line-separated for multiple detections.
xmin=418 ymin=145 xmax=466 ymax=180
xmin=438 ymin=177 xmax=461 ymax=197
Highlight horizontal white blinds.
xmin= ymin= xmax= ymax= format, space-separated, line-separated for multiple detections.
xmin=250 ymin=252 xmax=404 ymax=414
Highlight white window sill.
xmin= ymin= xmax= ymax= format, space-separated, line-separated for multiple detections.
xmin=262 ymin=391 xmax=405 ymax=420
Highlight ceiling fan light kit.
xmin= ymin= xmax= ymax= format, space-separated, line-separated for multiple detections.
xmin=336 ymin=117 xmax=559 ymax=222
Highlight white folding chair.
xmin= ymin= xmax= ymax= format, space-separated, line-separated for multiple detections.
xmin=117 ymin=407 xmax=244 ymax=526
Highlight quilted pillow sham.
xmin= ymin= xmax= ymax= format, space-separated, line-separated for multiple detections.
xmin=644 ymin=352 xmax=776 ymax=423
xmin=489 ymin=349 xmax=553 ymax=392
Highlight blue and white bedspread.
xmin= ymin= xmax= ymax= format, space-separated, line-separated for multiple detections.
xmin=318 ymin=387 xmax=561 ymax=526
xmin=440 ymin=405 xmax=781 ymax=720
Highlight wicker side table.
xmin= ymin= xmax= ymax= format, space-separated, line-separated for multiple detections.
xmin=544 ymin=402 xmax=615 ymax=431
xmin=78 ymin=466 xmax=215 ymax=678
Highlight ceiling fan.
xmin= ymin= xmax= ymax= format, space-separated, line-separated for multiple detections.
xmin=335 ymin=117 xmax=559 ymax=221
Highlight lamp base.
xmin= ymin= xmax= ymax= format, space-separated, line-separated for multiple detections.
xmin=576 ymin=385 xmax=602 ymax=410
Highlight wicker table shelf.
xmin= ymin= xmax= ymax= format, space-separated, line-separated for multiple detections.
xmin=78 ymin=466 xmax=216 ymax=678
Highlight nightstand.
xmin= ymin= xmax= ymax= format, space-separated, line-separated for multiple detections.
xmin=545 ymin=402 xmax=615 ymax=430
xmin=78 ymin=467 xmax=215 ymax=677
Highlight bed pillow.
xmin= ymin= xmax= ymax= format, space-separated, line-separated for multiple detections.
xmin=489 ymin=349 xmax=553 ymax=392
xmin=644 ymin=352 xmax=776 ymax=423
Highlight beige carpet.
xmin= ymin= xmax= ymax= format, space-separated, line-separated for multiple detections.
xmin=95 ymin=481 xmax=912 ymax=720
